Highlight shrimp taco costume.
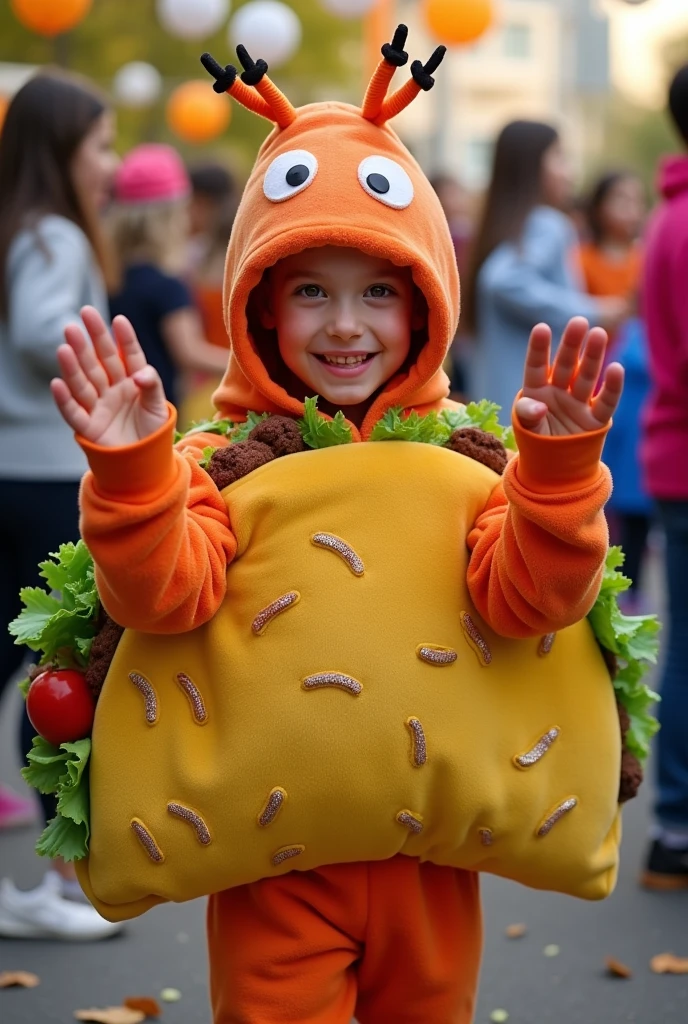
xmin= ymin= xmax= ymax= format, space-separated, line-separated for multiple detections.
xmin=19 ymin=26 xmax=640 ymax=1020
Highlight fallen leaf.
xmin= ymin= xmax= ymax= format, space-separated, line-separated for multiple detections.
xmin=650 ymin=953 xmax=688 ymax=975
xmin=491 ymin=1011 xmax=509 ymax=1023
xmin=505 ymin=923 xmax=527 ymax=939
xmin=605 ymin=956 xmax=633 ymax=979
xmin=159 ymin=988 xmax=181 ymax=1003
xmin=543 ymin=944 xmax=560 ymax=958
xmin=0 ymin=971 xmax=40 ymax=989
xmin=124 ymin=997 xmax=161 ymax=1017
xmin=74 ymin=1009 xmax=145 ymax=1024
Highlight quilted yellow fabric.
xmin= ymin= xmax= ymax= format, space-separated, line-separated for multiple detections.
xmin=77 ymin=443 xmax=621 ymax=922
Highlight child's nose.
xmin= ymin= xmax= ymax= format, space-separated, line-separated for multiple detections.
xmin=326 ymin=302 xmax=364 ymax=341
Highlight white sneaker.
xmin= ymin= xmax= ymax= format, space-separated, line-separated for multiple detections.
xmin=0 ymin=871 xmax=124 ymax=941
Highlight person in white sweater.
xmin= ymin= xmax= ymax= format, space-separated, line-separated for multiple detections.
xmin=0 ymin=69 xmax=122 ymax=940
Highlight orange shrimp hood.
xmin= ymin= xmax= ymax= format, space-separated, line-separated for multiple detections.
xmin=212 ymin=91 xmax=460 ymax=437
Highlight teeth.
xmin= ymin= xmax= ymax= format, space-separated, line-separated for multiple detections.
xmin=322 ymin=354 xmax=369 ymax=365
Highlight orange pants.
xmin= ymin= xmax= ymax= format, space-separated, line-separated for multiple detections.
xmin=207 ymin=857 xmax=482 ymax=1023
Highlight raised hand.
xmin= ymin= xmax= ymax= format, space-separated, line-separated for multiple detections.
xmin=514 ymin=317 xmax=625 ymax=436
xmin=51 ymin=306 xmax=169 ymax=447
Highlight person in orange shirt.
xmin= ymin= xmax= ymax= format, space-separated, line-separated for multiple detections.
xmin=48 ymin=28 xmax=624 ymax=1023
xmin=580 ymin=171 xmax=645 ymax=308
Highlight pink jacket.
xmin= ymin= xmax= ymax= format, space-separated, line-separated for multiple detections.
xmin=641 ymin=155 xmax=688 ymax=500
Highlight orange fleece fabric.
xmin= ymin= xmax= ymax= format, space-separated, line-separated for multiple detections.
xmin=207 ymin=858 xmax=481 ymax=1024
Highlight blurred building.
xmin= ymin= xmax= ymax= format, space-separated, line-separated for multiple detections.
xmin=395 ymin=0 xmax=610 ymax=188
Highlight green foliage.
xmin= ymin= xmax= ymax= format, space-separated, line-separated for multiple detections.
xmin=175 ymin=418 xmax=234 ymax=444
xmin=230 ymin=410 xmax=270 ymax=442
xmin=369 ymin=400 xmax=516 ymax=450
xmin=22 ymin=736 xmax=91 ymax=862
xmin=199 ymin=445 xmax=217 ymax=469
xmin=587 ymin=547 xmax=661 ymax=761
xmin=8 ymin=542 xmax=99 ymax=669
xmin=298 ymin=396 xmax=353 ymax=448
xmin=439 ymin=401 xmax=517 ymax=451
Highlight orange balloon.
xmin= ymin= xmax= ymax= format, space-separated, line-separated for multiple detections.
xmin=11 ymin=0 xmax=92 ymax=37
xmin=166 ymin=81 xmax=231 ymax=145
xmin=422 ymin=0 xmax=494 ymax=45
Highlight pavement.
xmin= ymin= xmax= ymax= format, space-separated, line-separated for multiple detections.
xmin=1 ymin=555 xmax=686 ymax=1024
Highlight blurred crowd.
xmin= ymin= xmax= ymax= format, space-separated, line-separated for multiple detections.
xmin=0 ymin=61 xmax=687 ymax=939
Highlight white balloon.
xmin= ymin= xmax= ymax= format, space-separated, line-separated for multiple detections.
xmin=319 ymin=0 xmax=377 ymax=17
xmin=113 ymin=62 xmax=162 ymax=108
xmin=229 ymin=1 xmax=301 ymax=69
xmin=157 ymin=0 xmax=230 ymax=40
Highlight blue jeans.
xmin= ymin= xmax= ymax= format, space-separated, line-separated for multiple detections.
xmin=655 ymin=501 xmax=688 ymax=830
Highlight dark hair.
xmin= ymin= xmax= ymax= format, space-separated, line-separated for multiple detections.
xmin=189 ymin=162 xmax=235 ymax=201
xmin=585 ymin=171 xmax=640 ymax=244
xmin=0 ymin=70 xmax=110 ymax=318
xmin=462 ymin=120 xmax=558 ymax=333
xmin=669 ymin=64 xmax=688 ymax=145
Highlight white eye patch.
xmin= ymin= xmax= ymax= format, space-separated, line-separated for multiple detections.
xmin=357 ymin=155 xmax=414 ymax=210
xmin=264 ymin=150 xmax=318 ymax=203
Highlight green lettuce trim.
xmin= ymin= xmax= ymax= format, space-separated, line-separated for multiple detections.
xmin=22 ymin=735 xmax=91 ymax=861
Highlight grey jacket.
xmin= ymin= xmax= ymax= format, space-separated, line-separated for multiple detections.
xmin=469 ymin=205 xmax=602 ymax=417
xmin=0 ymin=215 xmax=108 ymax=480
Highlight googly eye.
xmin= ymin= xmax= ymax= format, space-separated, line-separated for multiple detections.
xmin=264 ymin=150 xmax=318 ymax=203
xmin=357 ymin=156 xmax=414 ymax=210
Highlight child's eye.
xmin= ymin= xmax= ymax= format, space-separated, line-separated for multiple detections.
xmin=298 ymin=285 xmax=325 ymax=298
xmin=367 ymin=284 xmax=393 ymax=298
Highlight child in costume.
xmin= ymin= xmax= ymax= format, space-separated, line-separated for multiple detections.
xmin=42 ymin=27 xmax=648 ymax=1023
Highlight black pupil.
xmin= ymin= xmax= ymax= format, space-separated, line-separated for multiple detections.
xmin=367 ymin=173 xmax=390 ymax=195
xmin=286 ymin=164 xmax=309 ymax=187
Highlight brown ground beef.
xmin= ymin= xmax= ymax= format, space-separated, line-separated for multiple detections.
xmin=445 ymin=428 xmax=508 ymax=475
xmin=86 ymin=613 xmax=125 ymax=699
xmin=206 ymin=441 xmax=275 ymax=490
xmin=249 ymin=416 xmax=306 ymax=457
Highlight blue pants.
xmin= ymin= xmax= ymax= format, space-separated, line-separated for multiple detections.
xmin=655 ymin=501 xmax=688 ymax=830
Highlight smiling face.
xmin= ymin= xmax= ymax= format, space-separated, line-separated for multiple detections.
xmin=261 ymin=246 xmax=424 ymax=419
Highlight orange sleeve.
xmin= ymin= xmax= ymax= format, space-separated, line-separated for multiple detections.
xmin=467 ymin=416 xmax=611 ymax=639
xmin=78 ymin=408 xmax=237 ymax=634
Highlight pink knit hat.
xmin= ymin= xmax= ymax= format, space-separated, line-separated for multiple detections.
xmin=114 ymin=144 xmax=190 ymax=204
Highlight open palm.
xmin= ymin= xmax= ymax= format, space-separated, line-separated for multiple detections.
xmin=51 ymin=307 xmax=169 ymax=447
xmin=515 ymin=317 xmax=625 ymax=436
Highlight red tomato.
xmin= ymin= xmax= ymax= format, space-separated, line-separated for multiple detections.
xmin=26 ymin=669 xmax=95 ymax=746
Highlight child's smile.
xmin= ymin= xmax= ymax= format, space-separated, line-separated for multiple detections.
xmin=261 ymin=246 xmax=426 ymax=416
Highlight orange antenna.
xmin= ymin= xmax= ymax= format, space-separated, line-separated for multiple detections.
xmin=200 ymin=49 xmax=296 ymax=129
xmin=361 ymin=23 xmax=409 ymax=122
xmin=362 ymin=30 xmax=447 ymax=128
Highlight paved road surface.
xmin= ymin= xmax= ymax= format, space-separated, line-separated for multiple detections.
xmin=1 ymin=561 xmax=685 ymax=1023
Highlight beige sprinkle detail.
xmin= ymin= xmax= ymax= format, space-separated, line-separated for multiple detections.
xmin=406 ymin=717 xmax=427 ymax=766
xmin=167 ymin=802 xmax=212 ymax=845
xmin=272 ymin=844 xmax=305 ymax=867
xmin=302 ymin=672 xmax=362 ymax=696
xmin=258 ymin=787 xmax=287 ymax=827
xmin=536 ymin=797 xmax=578 ymax=838
xmin=312 ymin=533 xmax=364 ymax=576
xmin=514 ymin=728 xmax=560 ymax=769
xmin=416 ymin=644 xmax=458 ymax=666
xmin=479 ymin=828 xmax=494 ymax=847
xmin=461 ymin=613 xmax=492 ymax=666
xmin=129 ymin=672 xmax=158 ymax=725
xmin=252 ymin=591 xmax=300 ymax=635
xmin=176 ymin=673 xmax=208 ymax=724
xmin=131 ymin=818 xmax=164 ymax=863
xmin=539 ymin=633 xmax=556 ymax=656
xmin=396 ymin=810 xmax=424 ymax=834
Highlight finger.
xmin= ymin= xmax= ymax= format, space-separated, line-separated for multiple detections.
xmin=55 ymin=343 xmax=99 ymax=412
xmin=50 ymin=378 xmax=93 ymax=436
xmin=591 ymin=362 xmax=625 ymax=425
xmin=570 ymin=327 xmax=609 ymax=405
xmin=112 ymin=315 xmax=148 ymax=376
xmin=550 ymin=317 xmax=590 ymax=391
xmin=132 ymin=365 xmax=168 ymax=416
xmin=80 ymin=305 xmax=126 ymax=384
xmin=514 ymin=396 xmax=549 ymax=433
xmin=63 ymin=323 xmax=111 ymax=396
xmin=522 ymin=323 xmax=551 ymax=392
